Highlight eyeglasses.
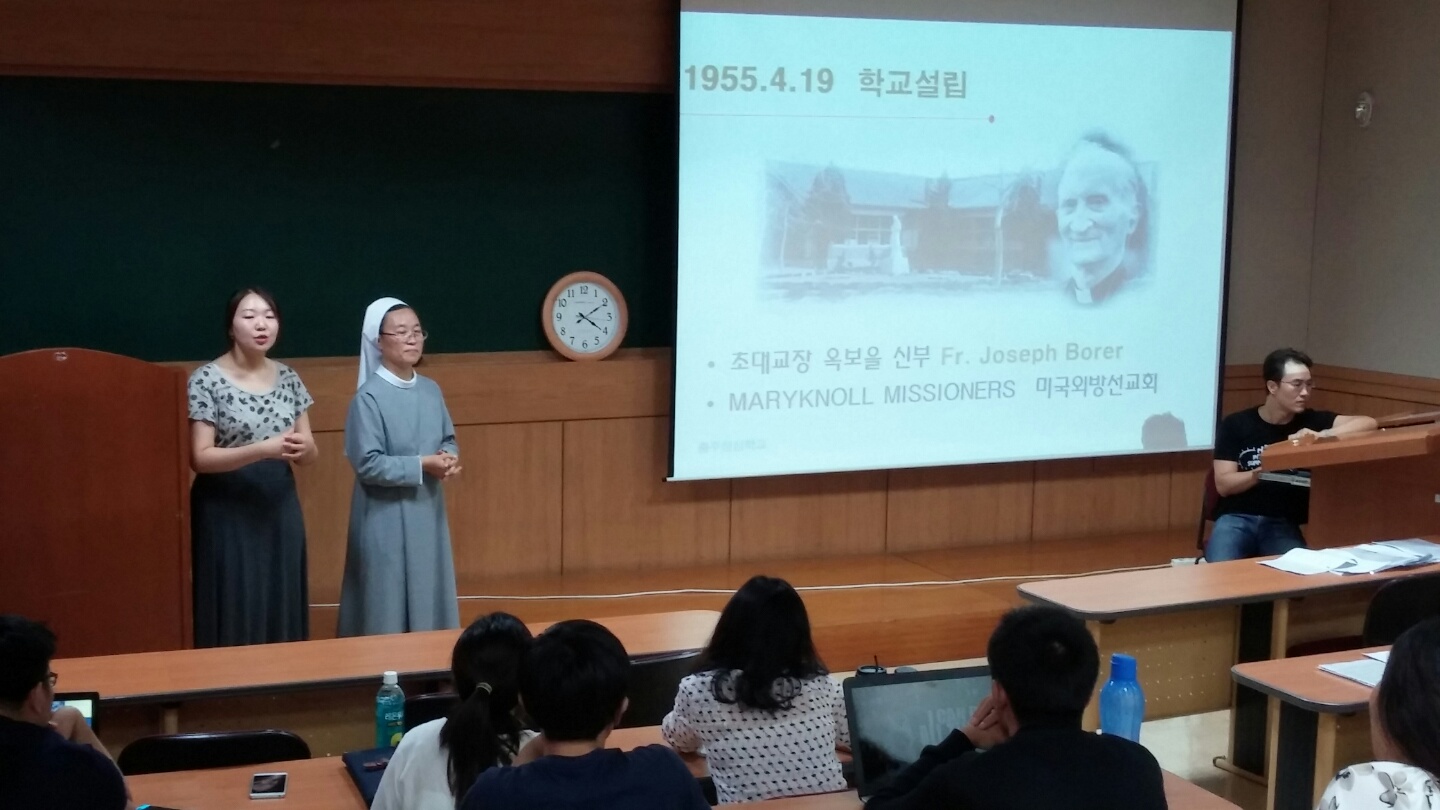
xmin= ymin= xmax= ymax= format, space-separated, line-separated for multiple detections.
xmin=47 ymin=672 xmax=58 ymax=688
xmin=380 ymin=329 xmax=428 ymax=342
xmin=1280 ymin=379 xmax=1317 ymax=392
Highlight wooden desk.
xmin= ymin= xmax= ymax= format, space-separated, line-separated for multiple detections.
xmin=61 ymin=611 xmax=717 ymax=754
xmin=57 ymin=611 xmax=718 ymax=704
xmin=132 ymin=756 xmax=1237 ymax=810
xmin=1232 ymin=646 xmax=1381 ymax=810
xmin=1019 ymin=554 xmax=1437 ymax=777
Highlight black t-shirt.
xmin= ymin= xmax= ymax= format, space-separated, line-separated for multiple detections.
xmin=0 ymin=716 xmax=128 ymax=810
xmin=462 ymin=745 xmax=710 ymax=810
xmin=1212 ymin=406 xmax=1338 ymax=524
xmin=866 ymin=724 xmax=1167 ymax=810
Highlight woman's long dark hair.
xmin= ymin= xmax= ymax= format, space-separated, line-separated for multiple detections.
xmin=693 ymin=575 xmax=826 ymax=712
xmin=1376 ymin=616 xmax=1440 ymax=778
xmin=439 ymin=612 xmax=533 ymax=807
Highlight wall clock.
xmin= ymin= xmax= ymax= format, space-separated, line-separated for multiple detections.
xmin=542 ymin=271 xmax=628 ymax=361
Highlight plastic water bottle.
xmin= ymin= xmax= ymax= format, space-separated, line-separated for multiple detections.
xmin=1099 ymin=653 xmax=1145 ymax=742
xmin=375 ymin=671 xmax=405 ymax=747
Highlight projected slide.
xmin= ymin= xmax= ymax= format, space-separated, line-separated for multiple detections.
xmin=673 ymin=2 xmax=1236 ymax=480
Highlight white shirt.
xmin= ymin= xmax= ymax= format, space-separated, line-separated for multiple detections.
xmin=372 ymin=718 xmax=535 ymax=810
xmin=1317 ymin=761 xmax=1439 ymax=809
xmin=661 ymin=671 xmax=849 ymax=804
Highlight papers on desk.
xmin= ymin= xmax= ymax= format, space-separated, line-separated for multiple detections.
xmin=1261 ymin=539 xmax=1440 ymax=575
xmin=1319 ymin=658 xmax=1386 ymax=688
xmin=1365 ymin=651 xmax=1390 ymax=663
xmin=1257 ymin=470 xmax=1311 ymax=488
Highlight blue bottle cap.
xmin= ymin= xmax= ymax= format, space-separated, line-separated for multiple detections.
xmin=1111 ymin=653 xmax=1138 ymax=681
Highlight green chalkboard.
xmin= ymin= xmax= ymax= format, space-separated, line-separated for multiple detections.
xmin=2 ymin=77 xmax=676 ymax=361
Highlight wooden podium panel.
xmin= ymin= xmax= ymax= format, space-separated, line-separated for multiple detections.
xmin=1262 ymin=422 xmax=1440 ymax=548
xmin=0 ymin=349 xmax=190 ymax=655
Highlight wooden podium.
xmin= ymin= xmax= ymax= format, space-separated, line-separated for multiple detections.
xmin=1261 ymin=416 xmax=1440 ymax=548
xmin=0 ymin=349 xmax=191 ymax=656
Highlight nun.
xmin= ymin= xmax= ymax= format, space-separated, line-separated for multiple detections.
xmin=337 ymin=297 xmax=463 ymax=636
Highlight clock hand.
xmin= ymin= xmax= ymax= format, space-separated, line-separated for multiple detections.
xmin=586 ymin=306 xmax=601 ymax=316
xmin=577 ymin=313 xmax=599 ymax=328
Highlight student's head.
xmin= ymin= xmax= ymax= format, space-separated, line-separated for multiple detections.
xmin=986 ymin=605 xmax=1099 ymax=727
xmin=696 ymin=575 xmax=827 ymax=712
xmin=440 ymin=613 xmax=533 ymax=804
xmin=1056 ymin=133 xmax=1144 ymax=282
xmin=1262 ymin=348 xmax=1315 ymax=414
xmin=224 ymin=287 xmax=281 ymax=356
xmin=378 ymin=304 xmax=426 ymax=371
xmin=0 ymin=615 xmax=58 ymax=725
xmin=519 ymin=620 xmax=629 ymax=742
xmin=1369 ymin=617 xmax=1440 ymax=777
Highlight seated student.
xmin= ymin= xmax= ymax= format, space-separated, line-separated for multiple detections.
xmin=1316 ymin=617 xmax=1440 ymax=809
xmin=1209 ymin=348 xmax=1377 ymax=561
xmin=867 ymin=605 xmax=1166 ymax=810
xmin=662 ymin=575 xmax=848 ymax=803
xmin=463 ymin=620 xmax=708 ymax=810
xmin=0 ymin=615 xmax=130 ymax=810
xmin=374 ymin=612 xmax=536 ymax=810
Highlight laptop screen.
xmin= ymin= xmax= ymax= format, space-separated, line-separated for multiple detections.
xmin=51 ymin=692 xmax=100 ymax=733
xmin=844 ymin=666 xmax=992 ymax=797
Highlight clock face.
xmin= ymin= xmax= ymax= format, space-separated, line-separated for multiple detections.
xmin=551 ymin=281 xmax=620 ymax=354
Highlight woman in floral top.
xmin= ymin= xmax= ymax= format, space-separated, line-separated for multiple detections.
xmin=188 ymin=288 xmax=317 ymax=647
xmin=1317 ymin=617 xmax=1440 ymax=809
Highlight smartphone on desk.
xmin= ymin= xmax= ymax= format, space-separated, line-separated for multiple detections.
xmin=249 ymin=772 xmax=288 ymax=800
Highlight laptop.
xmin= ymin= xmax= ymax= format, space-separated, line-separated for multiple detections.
xmin=843 ymin=665 xmax=992 ymax=798
xmin=52 ymin=691 xmax=101 ymax=734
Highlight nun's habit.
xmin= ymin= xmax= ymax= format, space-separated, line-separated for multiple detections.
xmin=336 ymin=297 xmax=461 ymax=636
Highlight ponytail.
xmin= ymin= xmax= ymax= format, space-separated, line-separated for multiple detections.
xmin=441 ymin=681 xmax=519 ymax=808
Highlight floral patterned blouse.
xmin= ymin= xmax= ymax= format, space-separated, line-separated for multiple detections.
xmin=187 ymin=362 xmax=313 ymax=448
xmin=1318 ymin=762 xmax=1438 ymax=809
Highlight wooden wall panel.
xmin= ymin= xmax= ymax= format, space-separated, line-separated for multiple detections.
xmin=1221 ymin=364 xmax=1264 ymax=416
xmin=729 ymin=472 xmax=888 ymax=562
xmin=276 ymin=350 xmax=671 ymax=433
xmin=1167 ymin=451 xmax=1211 ymax=531
xmin=292 ymin=432 xmax=353 ymax=608
xmin=203 ymin=351 xmax=1440 ymax=602
xmin=447 ymin=422 xmax=563 ymax=583
xmin=1031 ymin=454 xmax=1175 ymax=540
xmin=562 ymin=417 xmax=731 ymax=572
xmin=0 ymin=0 xmax=677 ymax=92
xmin=885 ymin=463 xmax=1035 ymax=552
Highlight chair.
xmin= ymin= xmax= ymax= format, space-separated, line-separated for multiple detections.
xmin=617 ymin=649 xmax=702 ymax=729
xmin=1363 ymin=574 xmax=1440 ymax=646
xmin=117 ymin=730 xmax=310 ymax=776
xmin=405 ymin=691 xmax=461 ymax=732
xmin=1195 ymin=466 xmax=1220 ymax=560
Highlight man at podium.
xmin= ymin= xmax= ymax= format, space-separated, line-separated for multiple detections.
xmin=1207 ymin=349 xmax=1377 ymax=562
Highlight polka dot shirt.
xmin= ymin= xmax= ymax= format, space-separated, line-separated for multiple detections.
xmin=661 ymin=671 xmax=849 ymax=804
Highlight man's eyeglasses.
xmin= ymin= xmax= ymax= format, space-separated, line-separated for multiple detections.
xmin=1281 ymin=379 xmax=1317 ymax=392
xmin=47 ymin=671 xmax=58 ymax=688
xmin=380 ymin=329 xmax=428 ymax=342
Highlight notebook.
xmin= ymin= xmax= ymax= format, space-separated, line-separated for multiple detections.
xmin=341 ymin=745 xmax=397 ymax=807
xmin=1319 ymin=658 xmax=1386 ymax=688
xmin=843 ymin=665 xmax=992 ymax=798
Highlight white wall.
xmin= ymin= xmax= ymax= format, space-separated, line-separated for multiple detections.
xmin=1222 ymin=0 xmax=1331 ymax=365
xmin=1309 ymin=0 xmax=1440 ymax=378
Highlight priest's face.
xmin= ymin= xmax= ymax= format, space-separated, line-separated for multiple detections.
xmin=1056 ymin=144 xmax=1140 ymax=281
xmin=379 ymin=308 xmax=426 ymax=369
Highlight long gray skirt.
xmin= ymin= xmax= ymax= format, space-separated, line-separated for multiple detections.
xmin=191 ymin=460 xmax=309 ymax=647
